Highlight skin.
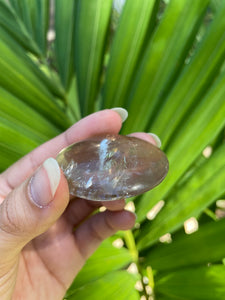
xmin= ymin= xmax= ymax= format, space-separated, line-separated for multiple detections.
xmin=0 ymin=110 xmax=157 ymax=300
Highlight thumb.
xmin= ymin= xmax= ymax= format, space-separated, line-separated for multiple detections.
xmin=0 ymin=158 xmax=69 ymax=256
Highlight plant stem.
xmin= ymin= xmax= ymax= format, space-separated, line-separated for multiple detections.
xmin=124 ymin=230 xmax=155 ymax=299
xmin=124 ymin=230 xmax=139 ymax=263
xmin=204 ymin=208 xmax=218 ymax=221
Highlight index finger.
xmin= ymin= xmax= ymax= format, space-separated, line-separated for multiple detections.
xmin=0 ymin=110 xmax=122 ymax=194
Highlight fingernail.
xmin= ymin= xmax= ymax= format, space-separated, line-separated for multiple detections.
xmin=148 ymin=133 xmax=162 ymax=148
xmin=111 ymin=107 xmax=128 ymax=123
xmin=29 ymin=158 xmax=61 ymax=208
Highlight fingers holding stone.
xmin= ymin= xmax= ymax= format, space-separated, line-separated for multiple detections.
xmin=101 ymin=199 xmax=126 ymax=211
xmin=64 ymin=198 xmax=126 ymax=227
xmin=127 ymin=132 xmax=161 ymax=148
xmin=0 ymin=158 xmax=69 ymax=257
xmin=74 ymin=210 xmax=136 ymax=260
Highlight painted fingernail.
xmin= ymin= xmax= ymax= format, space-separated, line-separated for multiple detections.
xmin=148 ymin=133 xmax=162 ymax=148
xmin=29 ymin=158 xmax=61 ymax=208
xmin=111 ymin=107 xmax=128 ymax=123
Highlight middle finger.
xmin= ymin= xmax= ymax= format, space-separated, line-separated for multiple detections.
xmin=64 ymin=198 xmax=126 ymax=227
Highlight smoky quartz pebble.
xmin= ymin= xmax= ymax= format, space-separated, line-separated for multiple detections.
xmin=56 ymin=134 xmax=169 ymax=201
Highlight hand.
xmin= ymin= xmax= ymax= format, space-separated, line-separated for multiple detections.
xmin=0 ymin=110 xmax=158 ymax=300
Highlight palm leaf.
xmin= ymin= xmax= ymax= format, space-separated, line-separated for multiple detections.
xmin=65 ymin=271 xmax=139 ymax=300
xmin=122 ymin=0 xmax=210 ymax=133
xmin=155 ymin=266 xmax=225 ymax=300
xmin=74 ymin=0 xmax=113 ymax=116
xmin=143 ymin=216 xmax=225 ymax=271
xmin=137 ymin=143 xmax=225 ymax=249
xmin=0 ymin=37 xmax=69 ymax=129
xmin=0 ymin=0 xmax=41 ymax=55
xmin=1 ymin=0 xmax=225 ymax=299
xmin=135 ymin=4 xmax=225 ymax=222
xmin=8 ymin=0 xmax=49 ymax=53
xmin=136 ymin=70 xmax=225 ymax=225
xmin=54 ymin=0 xmax=75 ymax=89
xmin=102 ymin=0 xmax=158 ymax=109
xmin=150 ymin=2 xmax=225 ymax=147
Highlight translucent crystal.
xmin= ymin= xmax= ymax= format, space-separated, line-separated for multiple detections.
xmin=56 ymin=134 xmax=169 ymax=201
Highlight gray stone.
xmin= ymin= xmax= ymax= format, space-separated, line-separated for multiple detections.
xmin=56 ymin=134 xmax=169 ymax=201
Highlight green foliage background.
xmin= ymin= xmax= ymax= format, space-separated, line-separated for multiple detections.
xmin=0 ymin=0 xmax=225 ymax=299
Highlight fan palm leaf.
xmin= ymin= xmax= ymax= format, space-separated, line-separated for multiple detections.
xmin=0 ymin=0 xmax=225 ymax=299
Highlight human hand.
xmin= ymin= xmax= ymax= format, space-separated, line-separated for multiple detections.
xmin=0 ymin=109 xmax=159 ymax=300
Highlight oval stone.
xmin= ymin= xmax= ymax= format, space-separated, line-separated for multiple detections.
xmin=56 ymin=134 xmax=169 ymax=201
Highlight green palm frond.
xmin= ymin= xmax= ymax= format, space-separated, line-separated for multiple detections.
xmin=0 ymin=0 xmax=225 ymax=299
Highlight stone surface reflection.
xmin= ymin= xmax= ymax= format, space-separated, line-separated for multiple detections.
xmin=56 ymin=134 xmax=169 ymax=201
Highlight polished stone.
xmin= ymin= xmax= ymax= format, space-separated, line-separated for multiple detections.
xmin=56 ymin=134 xmax=169 ymax=201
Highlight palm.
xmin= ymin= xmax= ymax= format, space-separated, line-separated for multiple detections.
xmin=14 ymin=213 xmax=79 ymax=300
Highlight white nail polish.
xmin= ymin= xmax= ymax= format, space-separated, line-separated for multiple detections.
xmin=43 ymin=158 xmax=61 ymax=197
xmin=29 ymin=158 xmax=61 ymax=208
xmin=111 ymin=107 xmax=128 ymax=123
xmin=148 ymin=133 xmax=162 ymax=148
